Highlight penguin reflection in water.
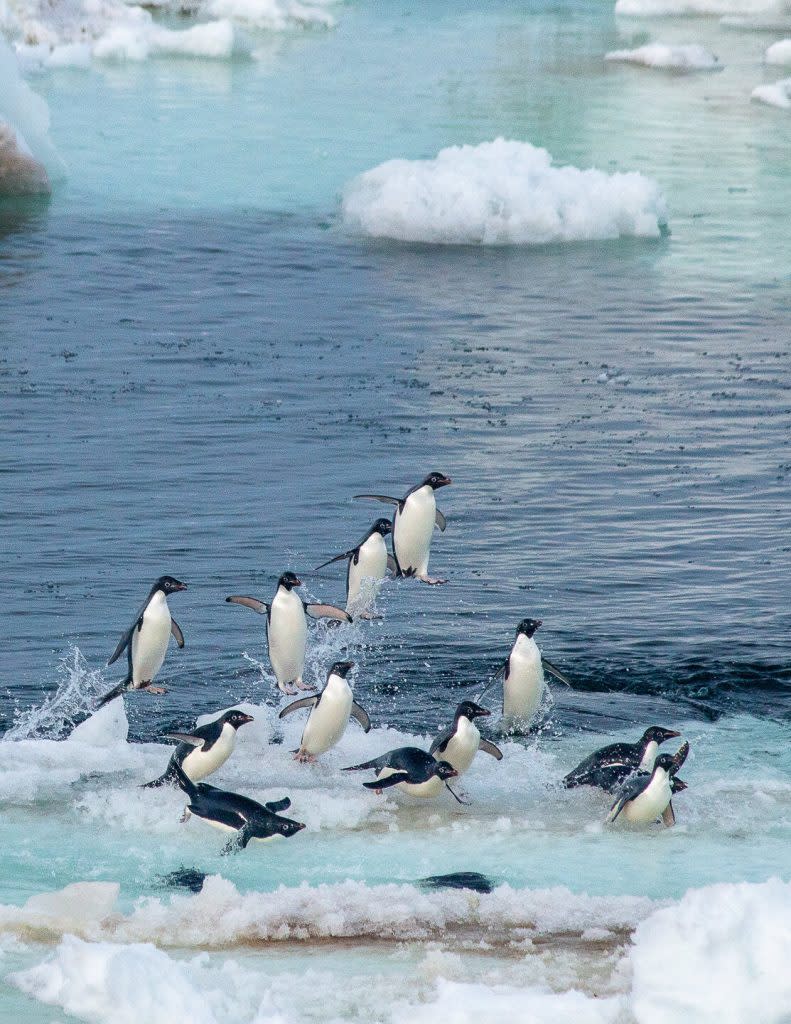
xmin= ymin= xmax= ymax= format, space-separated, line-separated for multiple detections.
xmin=279 ymin=661 xmax=371 ymax=763
xmin=606 ymin=742 xmax=690 ymax=828
xmin=314 ymin=518 xmax=394 ymax=618
xmin=98 ymin=576 xmax=187 ymax=708
xmin=354 ymin=472 xmax=451 ymax=585
xmin=175 ymin=765 xmax=305 ymax=854
xmin=343 ymin=747 xmax=464 ymax=803
xmin=226 ymin=572 xmax=351 ymax=694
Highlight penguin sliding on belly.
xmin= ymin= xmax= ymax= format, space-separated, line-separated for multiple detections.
xmin=279 ymin=660 xmax=371 ymax=762
xmin=482 ymin=618 xmax=573 ymax=733
xmin=343 ymin=746 xmax=462 ymax=802
xmin=175 ymin=764 xmax=305 ymax=854
xmin=226 ymin=572 xmax=351 ymax=694
xmin=562 ymin=726 xmax=681 ymax=793
xmin=314 ymin=518 xmax=394 ymax=617
xmin=354 ymin=472 xmax=451 ymax=585
xmin=98 ymin=575 xmax=187 ymax=708
xmin=142 ymin=709 xmax=254 ymax=788
xmin=606 ymin=745 xmax=689 ymax=827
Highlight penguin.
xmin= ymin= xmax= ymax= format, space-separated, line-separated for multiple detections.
xmin=342 ymin=746 xmax=462 ymax=802
xmin=562 ymin=726 xmax=681 ymax=792
xmin=97 ymin=575 xmax=187 ymax=708
xmin=429 ymin=701 xmax=503 ymax=778
xmin=314 ymin=518 xmax=394 ymax=617
xmin=279 ymin=660 xmax=371 ymax=762
xmin=606 ymin=745 xmax=688 ymax=827
xmin=174 ymin=764 xmax=305 ymax=854
xmin=226 ymin=572 xmax=351 ymax=694
xmin=354 ymin=472 xmax=451 ymax=585
xmin=142 ymin=709 xmax=254 ymax=788
xmin=486 ymin=618 xmax=573 ymax=731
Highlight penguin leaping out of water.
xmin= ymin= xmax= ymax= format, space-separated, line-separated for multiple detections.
xmin=430 ymin=701 xmax=503 ymax=779
xmin=279 ymin=660 xmax=371 ymax=762
xmin=142 ymin=708 xmax=254 ymax=788
xmin=562 ymin=725 xmax=681 ymax=793
xmin=343 ymin=746 xmax=463 ymax=802
xmin=97 ymin=575 xmax=187 ymax=708
xmin=226 ymin=572 xmax=351 ymax=694
xmin=175 ymin=764 xmax=305 ymax=854
xmin=606 ymin=742 xmax=689 ymax=827
xmin=314 ymin=518 xmax=394 ymax=618
xmin=354 ymin=472 xmax=451 ymax=585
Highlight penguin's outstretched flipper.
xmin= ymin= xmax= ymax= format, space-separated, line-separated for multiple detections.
xmin=350 ymin=702 xmax=371 ymax=732
xmin=353 ymin=494 xmax=401 ymax=506
xmin=478 ymin=738 xmax=503 ymax=760
xmin=542 ymin=658 xmax=573 ymax=687
xmin=342 ymin=754 xmax=389 ymax=772
xmin=225 ymin=596 xmax=269 ymax=615
xmin=314 ymin=550 xmax=354 ymax=572
xmin=279 ymin=696 xmax=319 ymax=719
xmin=304 ymin=603 xmax=352 ymax=623
xmin=363 ymin=772 xmax=409 ymax=790
xmin=170 ymin=619 xmax=185 ymax=648
xmin=264 ymin=798 xmax=291 ymax=813
xmin=107 ymin=621 xmax=139 ymax=666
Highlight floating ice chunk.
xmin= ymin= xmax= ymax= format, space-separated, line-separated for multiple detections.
xmin=605 ymin=43 xmax=721 ymax=69
xmin=616 ymin=0 xmax=784 ymax=15
xmin=0 ymin=119 xmax=49 ymax=195
xmin=630 ymin=878 xmax=791 ymax=1024
xmin=765 ymin=38 xmax=791 ymax=62
xmin=93 ymin=18 xmax=249 ymax=61
xmin=751 ymin=76 xmax=791 ymax=105
xmin=205 ymin=0 xmax=337 ymax=29
xmin=67 ymin=696 xmax=129 ymax=746
xmin=342 ymin=139 xmax=668 ymax=246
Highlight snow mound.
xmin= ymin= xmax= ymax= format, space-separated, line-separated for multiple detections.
xmin=765 ymin=38 xmax=791 ymax=62
xmin=616 ymin=0 xmax=787 ymax=15
xmin=605 ymin=43 xmax=721 ymax=69
xmin=751 ymin=76 xmax=791 ymax=105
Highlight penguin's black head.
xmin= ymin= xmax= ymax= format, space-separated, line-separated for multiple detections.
xmin=278 ymin=572 xmax=302 ymax=590
xmin=433 ymin=761 xmax=459 ymax=781
xmin=372 ymin=518 xmax=393 ymax=536
xmin=653 ymin=753 xmax=676 ymax=774
xmin=516 ymin=618 xmax=542 ymax=638
xmin=222 ymin=710 xmax=254 ymax=730
xmin=277 ymin=817 xmax=306 ymax=838
xmin=423 ymin=472 xmax=452 ymax=490
xmin=156 ymin=576 xmax=188 ymax=594
xmin=330 ymin=660 xmax=355 ymax=678
xmin=642 ymin=726 xmax=680 ymax=746
xmin=456 ymin=701 xmax=490 ymax=722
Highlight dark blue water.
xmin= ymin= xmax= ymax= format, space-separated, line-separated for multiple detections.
xmin=2 ymin=209 xmax=790 ymax=740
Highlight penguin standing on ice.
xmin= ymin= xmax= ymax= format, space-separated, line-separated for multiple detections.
xmin=142 ymin=709 xmax=254 ymax=787
xmin=226 ymin=572 xmax=351 ymax=694
xmin=430 ymin=701 xmax=503 ymax=777
xmin=354 ymin=472 xmax=451 ymax=585
xmin=484 ymin=618 xmax=572 ymax=732
xmin=97 ymin=575 xmax=187 ymax=707
xmin=314 ymin=518 xmax=394 ymax=617
xmin=279 ymin=660 xmax=371 ymax=762
xmin=343 ymin=746 xmax=462 ymax=802
xmin=606 ymin=743 xmax=689 ymax=827
xmin=562 ymin=726 xmax=681 ymax=792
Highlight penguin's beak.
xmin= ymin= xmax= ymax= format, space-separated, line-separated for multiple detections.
xmin=471 ymin=705 xmax=490 ymax=718
xmin=293 ymin=576 xmax=303 ymax=587
xmin=437 ymin=475 xmax=452 ymax=488
xmin=663 ymin=729 xmax=681 ymax=740
xmin=239 ymin=714 xmax=254 ymax=725
xmin=175 ymin=582 xmax=188 ymax=591
xmin=335 ymin=661 xmax=355 ymax=675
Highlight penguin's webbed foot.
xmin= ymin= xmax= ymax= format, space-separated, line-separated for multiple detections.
xmin=418 ymin=574 xmax=448 ymax=586
xmin=279 ymin=683 xmax=299 ymax=695
xmin=295 ymin=679 xmax=317 ymax=692
xmin=294 ymin=751 xmax=317 ymax=764
xmin=357 ymin=611 xmax=383 ymax=620
xmin=146 ymin=686 xmax=167 ymax=695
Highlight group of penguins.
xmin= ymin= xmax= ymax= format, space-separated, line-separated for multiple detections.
xmin=82 ymin=472 xmax=691 ymax=853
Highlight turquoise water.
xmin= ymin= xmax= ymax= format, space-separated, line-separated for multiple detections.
xmin=2 ymin=0 xmax=791 ymax=1021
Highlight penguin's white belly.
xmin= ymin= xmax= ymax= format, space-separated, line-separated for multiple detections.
xmin=622 ymin=774 xmax=672 ymax=824
xmin=268 ymin=598 xmax=307 ymax=683
xmin=638 ymin=741 xmax=658 ymax=772
xmin=377 ymin=765 xmax=443 ymax=799
xmin=503 ymin=647 xmax=545 ymax=723
xmin=394 ymin=489 xmax=435 ymax=574
xmin=182 ymin=729 xmax=236 ymax=781
xmin=442 ymin=720 xmax=480 ymax=774
xmin=131 ymin=599 xmax=171 ymax=686
xmin=347 ymin=536 xmax=388 ymax=608
xmin=301 ymin=690 xmax=352 ymax=755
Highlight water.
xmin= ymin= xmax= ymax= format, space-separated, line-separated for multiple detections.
xmin=1 ymin=0 xmax=791 ymax=1021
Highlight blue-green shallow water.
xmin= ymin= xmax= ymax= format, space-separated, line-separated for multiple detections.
xmin=2 ymin=0 xmax=791 ymax=1019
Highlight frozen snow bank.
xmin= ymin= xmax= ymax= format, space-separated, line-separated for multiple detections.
xmin=0 ymin=35 xmax=61 ymax=193
xmin=751 ymin=76 xmax=791 ymax=105
xmin=605 ymin=43 xmax=720 ymax=69
xmin=92 ymin=19 xmax=248 ymax=61
xmin=630 ymin=878 xmax=791 ymax=1024
xmin=342 ymin=139 xmax=667 ymax=246
xmin=616 ymin=0 xmax=786 ymax=15
xmin=765 ymin=38 xmax=791 ymax=62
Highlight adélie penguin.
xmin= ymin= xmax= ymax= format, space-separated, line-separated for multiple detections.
xmin=226 ymin=571 xmax=351 ymax=694
xmin=354 ymin=472 xmax=451 ymax=585
xmin=483 ymin=618 xmax=573 ymax=732
xmin=342 ymin=746 xmax=463 ymax=802
xmin=562 ymin=725 xmax=681 ymax=793
xmin=606 ymin=742 xmax=690 ymax=828
xmin=174 ymin=764 xmax=305 ymax=854
xmin=97 ymin=575 xmax=187 ymax=708
xmin=314 ymin=518 xmax=394 ymax=617
xmin=142 ymin=709 xmax=254 ymax=788
xmin=279 ymin=660 xmax=371 ymax=762
xmin=430 ymin=701 xmax=503 ymax=776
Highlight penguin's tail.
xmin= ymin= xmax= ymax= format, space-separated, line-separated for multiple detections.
xmin=173 ymin=763 xmax=197 ymax=800
xmin=96 ymin=679 xmax=130 ymax=709
xmin=141 ymin=760 xmax=179 ymax=789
